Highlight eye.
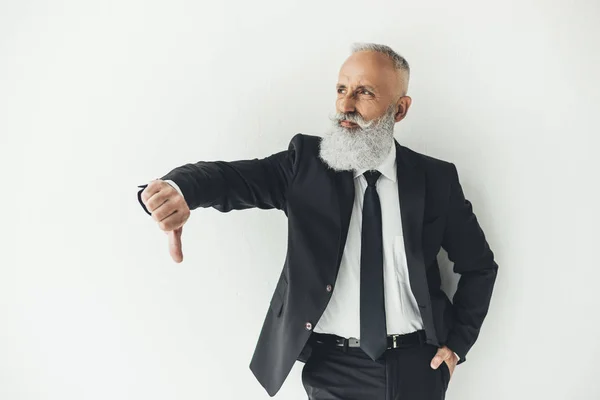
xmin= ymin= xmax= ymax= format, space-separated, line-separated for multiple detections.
xmin=337 ymin=88 xmax=345 ymax=94
xmin=360 ymin=89 xmax=373 ymax=96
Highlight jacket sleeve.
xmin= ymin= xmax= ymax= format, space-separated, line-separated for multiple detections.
xmin=137 ymin=133 xmax=303 ymax=215
xmin=442 ymin=163 xmax=499 ymax=365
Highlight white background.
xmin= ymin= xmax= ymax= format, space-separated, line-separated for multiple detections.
xmin=1 ymin=0 xmax=599 ymax=399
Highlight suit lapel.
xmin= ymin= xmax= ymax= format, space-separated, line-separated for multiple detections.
xmin=333 ymin=169 xmax=354 ymax=275
xmin=394 ymin=141 xmax=429 ymax=303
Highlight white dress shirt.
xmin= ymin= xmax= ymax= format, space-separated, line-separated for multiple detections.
xmin=153 ymin=146 xmax=459 ymax=361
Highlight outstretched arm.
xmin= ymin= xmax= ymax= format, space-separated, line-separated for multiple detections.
xmin=137 ymin=133 xmax=303 ymax=215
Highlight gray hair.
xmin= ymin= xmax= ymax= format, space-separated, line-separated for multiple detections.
xmin=350 ymin=42 xmax=410 ymax=97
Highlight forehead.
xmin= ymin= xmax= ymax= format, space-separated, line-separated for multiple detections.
xmin=337 ymin=51 xmax=398 ymax=89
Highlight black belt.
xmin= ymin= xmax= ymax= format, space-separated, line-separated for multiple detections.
xmin=309 ymin=329 xmax=427 ymax=350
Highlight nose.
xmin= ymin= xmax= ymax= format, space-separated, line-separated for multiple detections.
xmin=338 ymin=95 xmax=356 ymax=114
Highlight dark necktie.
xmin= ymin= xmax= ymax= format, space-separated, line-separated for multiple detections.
xmin=359 ymin=169 xmax=387 ymax=361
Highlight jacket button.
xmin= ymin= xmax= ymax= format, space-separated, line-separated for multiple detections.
xmin=305 ymin=322 xmax=313 ymax=330
xmin=326 ymin=284 xmax=333 ymax=292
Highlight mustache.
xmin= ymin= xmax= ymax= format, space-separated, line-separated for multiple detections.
xmin=328 ymin=111 xmax=375 ymax=129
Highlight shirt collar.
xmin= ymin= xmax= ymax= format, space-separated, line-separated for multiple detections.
xmin=354 ymin=141 xmax=397 ymax=182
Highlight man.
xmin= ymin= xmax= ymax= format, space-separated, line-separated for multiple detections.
xmin=137 ymin=43 xmax=498 ymax=399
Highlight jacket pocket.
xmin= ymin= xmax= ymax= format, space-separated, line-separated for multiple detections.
xmin=269 ymin=274 xmax=288 ymax=317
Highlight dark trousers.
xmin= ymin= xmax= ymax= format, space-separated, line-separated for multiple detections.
xmin=301 ymin=333 xmax=450 ymax=400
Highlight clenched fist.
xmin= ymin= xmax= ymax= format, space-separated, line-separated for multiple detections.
xmin=140 ymin=179 xmax=191 ymax=263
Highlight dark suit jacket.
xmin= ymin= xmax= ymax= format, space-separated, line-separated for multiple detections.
xmin=137 ymin=133 xmax=498 ymax=397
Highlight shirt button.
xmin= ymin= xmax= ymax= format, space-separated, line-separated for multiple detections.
xmin=305 ymin=322 xmax=313 ymax=330
xmin=326 ymin=284 xmax=333 ymax=292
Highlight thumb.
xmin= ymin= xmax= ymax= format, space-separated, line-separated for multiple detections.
xmin=167 ymin=227 xmax=183 ymax=263
xmin=430 ymin=348 xmax=446 ymax=369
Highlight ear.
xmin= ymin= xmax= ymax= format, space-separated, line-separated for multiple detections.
xmin=395 ymin=96 xmax=412 ymax=122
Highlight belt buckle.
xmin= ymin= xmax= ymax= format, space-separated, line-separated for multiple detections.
xmin=392 ymin=334 xmax=398 ymax=349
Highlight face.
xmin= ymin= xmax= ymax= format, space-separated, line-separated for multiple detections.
xmin=318 ymin=51 xmax=412 ymax=172
xmin=335 ymin=50 xmax=411 ymax=126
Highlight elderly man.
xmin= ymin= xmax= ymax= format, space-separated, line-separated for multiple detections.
xmin=137 ymin=43 xmax=498 ymax=399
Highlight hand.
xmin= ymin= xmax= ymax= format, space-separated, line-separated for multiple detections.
xmin=430 ymin=345 xmax=458 ymax=381
xmin=141 ymin=179 xmax=191 ymax=263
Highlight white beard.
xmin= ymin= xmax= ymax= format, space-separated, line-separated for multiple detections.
xmin=318 ymin=106 xmax=397 ymax=172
